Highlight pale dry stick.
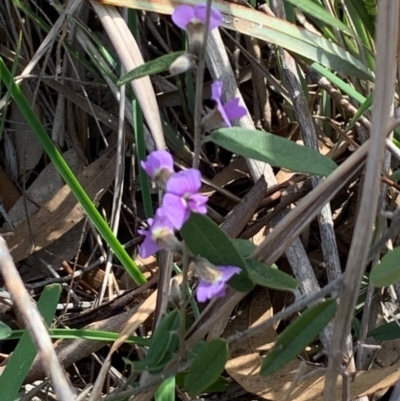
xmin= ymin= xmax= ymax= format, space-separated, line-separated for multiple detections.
xmin=0 ymin=237 xmax=76 ymax=401
xmin=323 ymin=2 xmax=400 ymax=400
xmin=89 ymin=1 xmax=165 ymax=150
xmin=357 ymin=149 xmax=392 ymax=369
xmin=98 ymin=77 xmax=127 ymax=305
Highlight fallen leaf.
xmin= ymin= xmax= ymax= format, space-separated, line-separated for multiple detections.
xmin=224 ymin=288 xmax=400 ymax=400
xmin=5 ymin=146 xmax=117 ymax=262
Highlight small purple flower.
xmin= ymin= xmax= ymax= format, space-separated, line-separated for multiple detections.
xmin=141 ymin=150 xmax=174 ymax=187
xmin=162 ymin=169 xmax=208 ymax=229
xmin=172 ymin=4 xmax=222 ymax=31
xmin=197 ymin=265 xmax=241 ymax=302
xmin=211 ymin=81 xmax=247 ymax=127
xmin=138 ymin=208 xmax=179 ymax=258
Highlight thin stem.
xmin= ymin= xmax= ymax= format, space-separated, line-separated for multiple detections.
xmin=178 ymin=243 xmax=190 ymax=360
xmin=192 ymin=0 xmax=213 ymax=169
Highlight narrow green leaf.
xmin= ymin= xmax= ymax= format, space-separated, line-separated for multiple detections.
xmin=209 ymin=128 xmax=337 ymax=177
xmin=156 ymin=376 xmax=175 ymax=401
xmin=184 ymin=338 xmax=228 ymax=396
xmin=370 ymin=247 xmax=400 ymax=287
xmin=0 ymin=284 xmax=61 ymax=401
xmin=261 ymin=299 xmax=336 ymax=376
xmin=181 ymin=214 xmax=253 ymax=292
xmin=0 ymin=322 xmax=12 ymax=340
xmin=118 ymin=51 xmax=186 ymax=85
xmin=285 ymin=0 xmax=352 ymax=35
xmin=345 ymin=94 xmax=373 ymax=133
xmin=7 ymin=329 xmax=150 ymax=345
xmin=368 ymin=321 xmax=400 ymax=342
xmin=133 ymin=310 xmax=179 ymax=371
xmin=246 ymin=259 xmax=298 ymax=291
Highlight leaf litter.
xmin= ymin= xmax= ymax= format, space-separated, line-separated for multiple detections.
xmin=0 ymin=1 xmax=399 ymax=401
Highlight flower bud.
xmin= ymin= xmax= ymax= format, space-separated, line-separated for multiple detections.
xmin=169 ymin=53 xmax=197 ymax=76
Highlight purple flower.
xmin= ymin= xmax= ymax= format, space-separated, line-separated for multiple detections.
xmin=172 ymin=4 xmax=222 ymax=31
xmin=138 ymin=208 xmax=179 ymax=258
xmin=161 ymin=169 xmax=208 ymax=229
xmin=211 ymin=81 xmax=247 ymax=127
xmin=141 ymin=150 xmax=174 ymax=187
xmin=197 ymin=265 xmax=241 ymax=302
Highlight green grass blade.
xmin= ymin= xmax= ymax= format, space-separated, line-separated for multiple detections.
xmin=118 ymin=51 xmax=186 ymax=85
xmin=285 ymin=0 xmax=353 ymax=36
xmin=0 ymin=284 xmax=61 ymax=401
xmin=0 ymin=58 xmax=145 ymax=285
xmin=7 ymin=329 xmax=150 ymax=345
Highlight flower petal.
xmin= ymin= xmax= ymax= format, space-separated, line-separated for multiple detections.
xmin=151 ymin=207 xmax=175 ymax=232
xmin=223 ymin=98 xmax=247 ymax=121
xmin=211 ymin=80 xmax=223 ymax=101
xmin=166 ymin=169 xmax=202 ymax=196
xmin=138 ymin=232 xmax=160 ymax=258
xmin=193 ymin=4 xmax=223 ymax=30
xmin=196 ymin=278 xmax=225 ymax=302
xmin=141 ymin=150 xmax=174 ymax=180
xmin=211 ymin=81 xmax=231 ymax=127
xmin=162 ymin=193 xmax=190 ymax=229
xmin=187 ymin=193 xmax=208 ymax=214
xmin=219 ymin=265 xmax=242 ymax=281
xmin=172 ymin=5 xmax=195 ymax=30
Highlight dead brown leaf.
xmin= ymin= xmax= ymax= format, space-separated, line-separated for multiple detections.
xmin=224 ymin=289 xmax=400 ymax=400
xmin=5 ymin=146 xmax=117 ymax=262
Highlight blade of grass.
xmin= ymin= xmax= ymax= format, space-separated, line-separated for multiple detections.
xmin=7 ymin=328 xmax=150 ymax=345
xmin=0 ymin=284 xmax=61 ymax=401
xmin=0 ymin=58 xmax=146 ymax=285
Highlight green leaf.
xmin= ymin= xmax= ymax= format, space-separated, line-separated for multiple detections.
xmin=370 ymin=247 xmax=400 ymax=287
xmin=117 ymin=51 xmax=186 ymax=85
xmin=156 ymin=376 xmax=175 ymax=401
xmin=285 ymin=0 xmax=352 ymax=36
xmin=0 ymin=322 xmax=12 ymax=340
xmin=231 ymin=238 xmax=256 ymax=259
xmin=245 ymin=259 xmax=298 ymax=291
xmin=261 ymin=299 xmax=336 ymax=376
xmin=184 ymin=338 xmax=228 ymax=396
xmin=181 ymin=214 xmax=253 ymax=292
xmin=392 ymin=170 xmax=400 ymax=183
xmin=7 ymin=329 xmax=149 ymax=345
xmin=209 ymin=128 xmax=337 ymax=176
xmin=132 ymin=310 xmax=179 ymax=372
xmin=368 ymin=321 xmax=400 ymax=342
xmin=176 ymin=372 xmax=229 ymax=393
xmin=0 ymin=284 xmax=61 ymax=401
